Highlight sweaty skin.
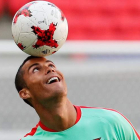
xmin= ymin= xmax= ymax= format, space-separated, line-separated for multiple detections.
xmin=19 ymin=57 xmax=77 ymax=131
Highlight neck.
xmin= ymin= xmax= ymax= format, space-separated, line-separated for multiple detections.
xmin=34 ymin=98 xmax=77 ymax=131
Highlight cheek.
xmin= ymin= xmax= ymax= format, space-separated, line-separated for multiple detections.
xmin=28 ymin=82 xmax=45 ymax=102
xmin=59 ymin=72 xmax=67 ymax=88
xmin=26 ymin=74 xmax=43 ymax=90
xmin=63 ymin=81 xmax=67 ymax=92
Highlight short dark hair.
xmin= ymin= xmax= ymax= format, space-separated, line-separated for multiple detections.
xmin=15 ymin=56 xmax=40 ymax=107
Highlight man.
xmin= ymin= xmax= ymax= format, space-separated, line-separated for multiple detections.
xmin=15 ymin=56 xmax=140 ymax=140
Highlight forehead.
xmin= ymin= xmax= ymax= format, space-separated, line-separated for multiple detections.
xmin=22 ymin=57 xmax=53 ymax=71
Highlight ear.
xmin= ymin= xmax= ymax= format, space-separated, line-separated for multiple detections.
xmin=19 ymin=88 xmax=31 ymax=100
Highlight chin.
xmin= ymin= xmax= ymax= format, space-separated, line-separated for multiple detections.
xmin=49 ymin=82 xmax=67 ymax=94
xmin=53 ymin=88 xmax=67 ymax=97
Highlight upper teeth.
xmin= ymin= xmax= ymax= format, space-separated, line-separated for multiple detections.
xmin=47 ymin=77 xmax=59 ymax=84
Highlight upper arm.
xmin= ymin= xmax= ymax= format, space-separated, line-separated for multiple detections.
xmin=104 ymin=108 xmax=140 ymax=140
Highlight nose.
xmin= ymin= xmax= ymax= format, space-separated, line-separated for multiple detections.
xmin=46 ymin=66 xmax=55 ymax=74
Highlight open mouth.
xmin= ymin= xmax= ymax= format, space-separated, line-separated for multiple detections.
xmin=47 ymin=77 xmax=60 ymax=84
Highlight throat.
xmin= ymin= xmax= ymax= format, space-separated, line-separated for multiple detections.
xmin=39 ymin=101 xmax=77 ymax=131
xmin=52 ymin=115 xmax=71 ymax=131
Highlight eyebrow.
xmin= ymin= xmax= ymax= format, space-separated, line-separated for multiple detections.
xmin=28 ymin=60 xmax=54 ymax=72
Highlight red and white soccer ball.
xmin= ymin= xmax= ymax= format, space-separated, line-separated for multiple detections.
xmin=11 ymin=1 xmax=68 ymax=57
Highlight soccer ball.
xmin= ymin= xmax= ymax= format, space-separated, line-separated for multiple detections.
xmin=11 ymin=1 xmax=68 ymax=57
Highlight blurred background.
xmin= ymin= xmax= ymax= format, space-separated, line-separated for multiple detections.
xmin=0 ymin=0 xmax=140 ymax=139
